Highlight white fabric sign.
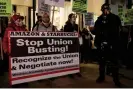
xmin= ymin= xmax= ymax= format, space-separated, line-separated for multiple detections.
xmin=38 ymin=0 xmax=51 ymax=16
xmin=45 ymin=0 xmax=64 ymax=7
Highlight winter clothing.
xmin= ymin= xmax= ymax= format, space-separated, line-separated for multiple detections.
xmin=33 ymin=23 xmax=57 ymax=32
xmin=3 ymin=15 xmax=26 ymax=54
xmin=64 ymin=21 xmax=78 ymax=32
xmin=93 ymin=12 xmax=122 ymax=86
xmin=81 ymin=29 xmax=93 ymax=63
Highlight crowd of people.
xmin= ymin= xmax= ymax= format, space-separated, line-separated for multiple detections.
xmin=0 ymin=3 xmax=133 ymax=88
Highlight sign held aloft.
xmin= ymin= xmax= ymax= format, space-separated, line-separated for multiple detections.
xmin=85 ymin=12 xmax=94 ymax=26
xmin=72 ymin=0 xmax=87 ymax=13
xmin=45 ymin=0 xmax=65 ymax=7
xmin=0 ymin=0 xmax=12 ymax=17
xmin=38 ymin=0 xmax=51 ymax=16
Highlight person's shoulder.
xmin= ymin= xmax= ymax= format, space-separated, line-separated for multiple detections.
xmin=110 ymin=13 xmax=119 ymax=18
xmin=95 ymin=15 xmax=102 ymax=23
xmin=95 ymin=15 xmax=103 ymax=22
xmin=6 ymin=26 xmax=15 ymax=31
xmin=98 ymin=15 xmax=103 ymax=19
xmin=33 ymin=24 xmax=40 ymax=31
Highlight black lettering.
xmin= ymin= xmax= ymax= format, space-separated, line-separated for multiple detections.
xmin=41 ymin=32 xmax=46 ymax=36
xmin=58 ymin=60 xmax=72 ymax=65
xmin=0 ymin=6 xmax=6 ymax=9
xmin=12 ymin=58 xmax=18 ymax=63
xmin=19 ymin=64 xmax=26 ymax=70
xmin=26 ymin=65 xmax=31 ymax=69
xmin=11 ymin=66 xmax=17 ymax=70
xmin=0 ymin=2 xmax=6 ymax=5
xmin=23 ymin=59 xmax=27 ymax=62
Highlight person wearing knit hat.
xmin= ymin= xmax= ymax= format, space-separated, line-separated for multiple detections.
xmin=2 ymin=14 xmax=27 ymax=78
xmin=3 ymin=14 xmax=26 ymax=53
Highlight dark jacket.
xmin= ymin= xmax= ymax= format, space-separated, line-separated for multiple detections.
xmin=64 ymin=21 xmax=78 ymax=32
xmin=82 ymin=30 xmax=93 ymax=49
xmin=93 ymin=13 xmax=122 ymax=48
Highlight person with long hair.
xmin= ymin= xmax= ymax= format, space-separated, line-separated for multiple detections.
xmin=64 ymin=13 xmax=78 ymax=32
xmin=64 ymin=13 xmax=82 ymax=78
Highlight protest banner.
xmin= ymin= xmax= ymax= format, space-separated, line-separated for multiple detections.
xmin=84 ymin=12 xmax=94 ymax=26
xmin=38 ymin=0 xmax=51 ymax=16
xmin=72 ymin=0 xmax=87 ymax=13
xmin=0 ymin=0 xmax=12 ymax=17
xmin=124 ymin=9 xmax=133 ymax=25
xmin=44 ymin=0 xmax=64 ymax=25
xmin=45 ymin=0 xmax=65 ymax=7
xmin=9 ymin=32 xmax=80 ymax=85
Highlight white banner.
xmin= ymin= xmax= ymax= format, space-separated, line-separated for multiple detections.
xmin=11 ymin=53 xmax=79 ymax=85
xmin=38 ymin=0 xmax=51 ymax=16
xmin=9 ymin=32 xmax=80 ymax=85
xmin=45 ymin=0 xmax=65 ymax=7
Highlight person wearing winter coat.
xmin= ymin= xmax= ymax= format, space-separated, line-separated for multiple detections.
xmin=64 ymin=13 xmax=78 ymax=32
xmin=93 ymin=3 xmax=122 ymax=87
xmin=2 ymin=15 xmax=26 ymax=72
xmin=33 ymin=13 xmax=57 ymax=32
xmin=64 ymin=13 xmax=82 ymax=78
xmin=32 ymin=15 xmax=42 ymax=31
xmin=3 ymin=15 xmax=27 ymax=55
xmin=2 ymin=14 xmax=27 ymax=87
xmin=81 ymin=28 xmax=93 ymax=63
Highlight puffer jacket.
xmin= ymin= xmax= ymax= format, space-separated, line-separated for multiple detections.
xmin=3 ymin=23 xmax=26 ymax=54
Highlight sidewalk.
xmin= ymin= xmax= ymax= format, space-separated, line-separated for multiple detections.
xmin=0 ymin=64 xmax=133 ymax=88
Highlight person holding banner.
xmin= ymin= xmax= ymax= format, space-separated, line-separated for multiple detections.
xmin=64 ymin=13 xmax=82 ymax=78
xmin=64 ymin=13 xmax=78 ymax=32
xmin=33 ymin=13 xmax=57 ymax=82
xmin=2 ymin=14 xmax=27 ymax=87
xmin=33 ymin=13 xmax=57 ymax=32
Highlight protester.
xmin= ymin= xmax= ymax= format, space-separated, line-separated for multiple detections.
xmin=19 ymin=16 xmax=27 ymax=31
xmin=2 ymin=14 xmax=27 ymax=87
xmin=92 ymin=3 xmax=122 ymax=87
xmin=64 ymin=13 xmax=78 ymax=32
xmin=32 ymin=15 xmax=42 ymax=31
xmin=64 ymin=13 xmax=82 ymax=78
xmin=33 ymin=13 xmax=57 ymax=82
xmin=33 ymin=13 xmax=57 ymax=32
xmin=81 ymin=28 xmax=93 ymax=63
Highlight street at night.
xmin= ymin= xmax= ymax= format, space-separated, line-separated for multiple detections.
xmin=0 ymin=63 xmax=133 ymax=88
